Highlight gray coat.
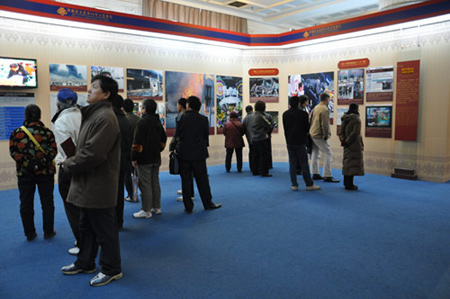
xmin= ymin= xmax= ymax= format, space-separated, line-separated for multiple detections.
xmin=63 ymin=101 xmax=121 ymax=209
xmin=339 ymin=113 xmax=364 ymax=176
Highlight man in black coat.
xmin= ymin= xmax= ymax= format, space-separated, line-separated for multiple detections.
xmin=111 ymin=95 xmax=132 ymax=228
xmin=175 ymin=96 xmax=221 ymax=213
xmin=282 ymin=96 xmax=321 ymax=192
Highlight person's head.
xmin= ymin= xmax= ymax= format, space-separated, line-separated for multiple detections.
xmin=348 ymin=103 xmax=359 ymax=114
xmin=25 ymin=104 xmax=41 ymax=122
xmin=57 ymin=88 xmax=78 ymax=110
xmin=100 ymin=71 xmax=112 ymax=78
xmin=289 ymin=96 xmax=300 ymax=108
xmin=245 ymin=105 xmax=253 ymax=113
xmin=140 ymin=98 xmax=157 ymax=115
xmin=177 ymin=97 xmax=187 ymax=112
xmin=88 ymin=75 xmax=118 ymax=105
xmin=10 ymin=63 xmax=19 ymax=71
xmin=254 ymin=100 xmax=266 ymax=113
xmin=123 ymin=98 xmax=135 ymax=113
xmin=320 ymin=92 xmax=330 ymax=105
xmin=111 ymin=94 xmax=124 ymax=109
xmin=299 ymin=95 xmax=309 ymax=107
xmin=187 ymin=96 xmax=201 ymax=112
xmin=230 ymin=111 xmax=238 ymax=119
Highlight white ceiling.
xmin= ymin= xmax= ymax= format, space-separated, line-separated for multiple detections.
xmin=53 ymin=0 xmax=419 ymax=34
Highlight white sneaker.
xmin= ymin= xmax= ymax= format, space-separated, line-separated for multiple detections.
xmin=177 ymin=190 xmax=182 ymax=195
xmin=133 ymin=210 xmax=152 ymax=218
xmin=151 ymin=208 xmax=162 ymax=215
xmin=291 ymin=186 xmax=299 ymax=191
xmin=306 ymin=185 xmax=321 ymax=191
xmin=176 ymin=196 xmax=183 ymax=202
xmin=68 ymin=246 xmax=80 ymax=255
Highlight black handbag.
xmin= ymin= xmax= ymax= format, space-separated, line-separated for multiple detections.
xmin=169 ymin=151 xmax=180 ymax=175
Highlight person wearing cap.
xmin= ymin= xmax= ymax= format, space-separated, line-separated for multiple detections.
xmin=338 ymin=103 xmax=364 ymax=190
xmin=223 ymin=111 xmax=244 ymax=173
xmin=10 ymin=104 xmax=57 ymax=241
xmin=8 ymin=63 xmax=30 ymax=84
xmin=52 ymin=88 xmax=82 ymax=255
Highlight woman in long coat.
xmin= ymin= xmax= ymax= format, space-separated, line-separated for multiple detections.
xmin=338 ymin=103 xmax=364 ymax=190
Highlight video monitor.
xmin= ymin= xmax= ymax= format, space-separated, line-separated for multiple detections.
xmin=0 ymin=57 xmax=38 ymax=88
xmin=366 ymin=106 xmax=392 ymax=128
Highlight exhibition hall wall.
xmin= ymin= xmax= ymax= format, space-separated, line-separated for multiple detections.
xmin=0 ymin=11 xmax=449 ymax=190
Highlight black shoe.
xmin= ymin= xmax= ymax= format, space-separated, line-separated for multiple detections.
xmin=61 ymin=263 xmax=96 ymax=275
xmin=345 ymin=185 xmax=358 ymax=190
xmin=26 ymin=232 xmax=37 ymax=242
xmin=184 ymin=209 xmax=193 ymax=214
xmin=89 ymin=272 xmax=123 ymax=287
xmin=261 ymin=174 xmax=272 ymax=177
xmin=324 ymin=177 xmax=340 ymax=183
xmin=312 ymin=174 xmax=324 ymax=180
xmin=205 ymin=203 xmax=222 ymax=210
xmin=44 ymin=231 xmax=56 ymax=239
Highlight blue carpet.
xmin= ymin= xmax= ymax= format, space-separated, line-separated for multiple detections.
xmin=1 ymin=162 xmax=450 ymax=299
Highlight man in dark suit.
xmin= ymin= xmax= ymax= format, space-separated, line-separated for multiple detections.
xmin=175 ymin=96 xmax=221 ymax=213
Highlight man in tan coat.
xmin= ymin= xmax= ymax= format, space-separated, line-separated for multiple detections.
xmin=60 ymin=75 xmax=123 ymax=287
xmin=309 ymin=92 xmax=340 ymax=183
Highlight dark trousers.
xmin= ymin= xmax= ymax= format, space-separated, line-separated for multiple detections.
xmin=287 ymin=144 xmax=313 ymax=187
xmin=265 ymin=137 xmax=273 ymax=169
xmin=116 ymin=169 xmax=125 ymax=228
xmin=248 ymin=144 xmax=254 ymax=173
xmin=252 ymin=140 xmax=269 ymax=176
xmin=17 ymin=174 xmax=54 ymax=238
xmin=344 ymin=175 xmax=354 ymax=188
xmin=75 ymin=207 xmax=121 ymax=276
xmin=180 ymin=159 xmax=213 ymax=211
xmin=58 ymin=166 xmax=81 ymax=244
xmin=225 ymin=147 xmax=243 ymax=172
xmin=124 ymin=162 xmax=135 ymax=198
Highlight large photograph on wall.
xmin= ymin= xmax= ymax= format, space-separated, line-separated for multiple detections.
xmin=365 ymin=66 xmax=394 ymax=102
xmin=126 ymin=69 xmax=163 ymax=101
xmin=216 ymin=75 xmax=243 ymax=134
xmin=365 ymin=105 xmax=393 ymax=138
xmin=301 ymin=71 xmax=335 ymax=123
xmin=337 ymin=69 xmax=364 ymax=105
xmin=91 ymin=66 xmax=124 ymax=92
xmin=249 ymin=77 xmax=279 ymax=103
xmin=165 ymin=71 xmax=215 ymax=136
xmin=49 ymin=64 xmax=87 ymax=91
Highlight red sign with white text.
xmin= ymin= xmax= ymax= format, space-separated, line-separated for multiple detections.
xmin=395 ymin=60 xmax=420 ymax=141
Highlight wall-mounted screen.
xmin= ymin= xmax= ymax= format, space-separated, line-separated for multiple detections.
xmin=0 ymin=57 xmax=37 ymax=88
xmin=366 ymin=106 xmax=392 ymax=128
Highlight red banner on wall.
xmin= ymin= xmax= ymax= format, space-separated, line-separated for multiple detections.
xmin=248 ymin=68 xmax=279 ymax=76
xmin=338 ymin=58 xmax=370 ymax=69
xmin=395 ymin=60 xmax=420 ymax=141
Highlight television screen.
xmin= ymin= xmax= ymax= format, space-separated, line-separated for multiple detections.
xmin=0 ymin=57 xmax=37 ymax=88
xmin=366 ymin=106 xmax=392 ymax=128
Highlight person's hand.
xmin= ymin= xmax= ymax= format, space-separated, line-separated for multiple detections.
xmin=324 ymin=137 xmax=328 ymax=141
xmin=132 ymin=161 xmax=137 ymax=168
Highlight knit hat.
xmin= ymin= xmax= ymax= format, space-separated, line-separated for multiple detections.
xmin=57 ymin=88 xmax=78 ymax=105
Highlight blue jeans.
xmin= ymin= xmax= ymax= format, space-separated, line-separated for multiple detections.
xmin=287 ymin=144 xmax=313 ymax=187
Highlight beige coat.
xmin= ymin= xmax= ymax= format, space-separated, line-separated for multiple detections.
xmin=309 ymin=103 xmax=331 ymax=139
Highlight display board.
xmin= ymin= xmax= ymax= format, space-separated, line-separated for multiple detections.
xmin=0 ymin=92 xmax=35 ymax=140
